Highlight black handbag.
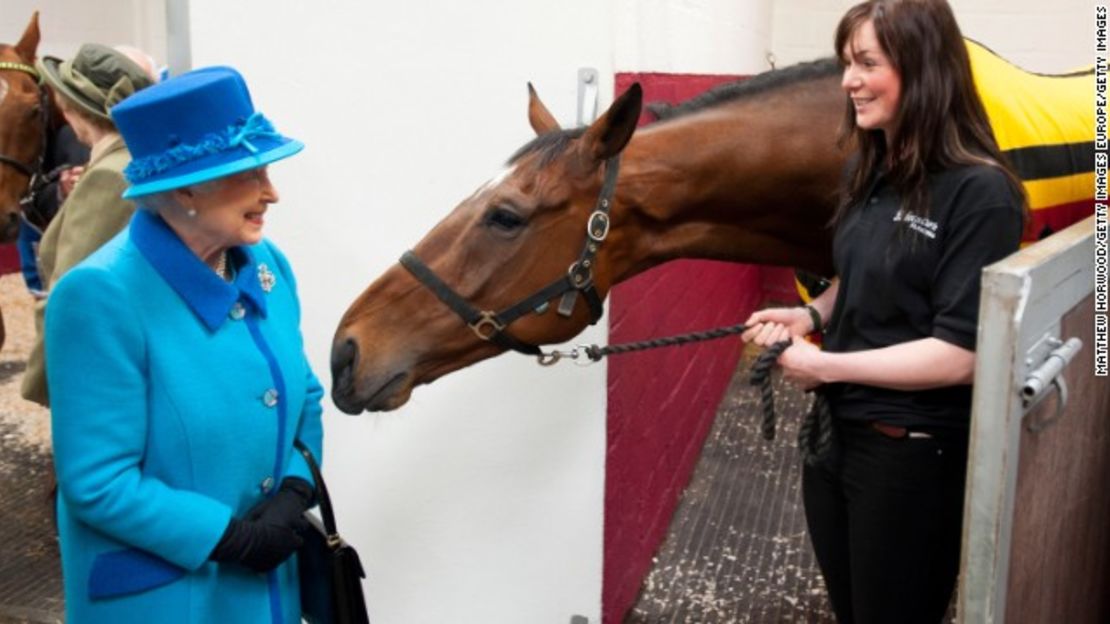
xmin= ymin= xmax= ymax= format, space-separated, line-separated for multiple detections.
xmin=294 ymin=440 xmax=370 ymax=624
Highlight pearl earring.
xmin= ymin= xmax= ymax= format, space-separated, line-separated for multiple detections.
xmin=187 ymin=208 xmax=197 ymax=218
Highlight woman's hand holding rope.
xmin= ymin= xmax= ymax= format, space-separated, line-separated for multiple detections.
xmin=742 ymin=306 xmax=827 ymax=390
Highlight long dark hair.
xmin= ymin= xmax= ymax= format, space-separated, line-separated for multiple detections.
xmin=834 ymin=0 xmax=1026 ymax=227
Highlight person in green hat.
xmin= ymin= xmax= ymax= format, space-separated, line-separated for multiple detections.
xmin=22 ymin=43 xmax=155 ymax=406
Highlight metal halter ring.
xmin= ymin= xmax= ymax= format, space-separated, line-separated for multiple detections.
xmin=567 ymin=261 xmax=593 ymax=290
xmin=469 ymin=311 xmax=506 ymax=341
xmin=587 ymin=211 xmax=610 ymax=242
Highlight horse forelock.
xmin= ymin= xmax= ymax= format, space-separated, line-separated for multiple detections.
xmin=648 ymin=57 xmax=841 ymax=123
xmin=0 ymin=44 xmax=23 ymax=62
xmin=507 ymin=127 xmax=587 ymax=168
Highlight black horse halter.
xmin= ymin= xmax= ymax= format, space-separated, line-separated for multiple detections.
xmin=0 ymin=61 xmax=51 ymax=210
xmin=400 ymin=156 xmax=620 ymax=358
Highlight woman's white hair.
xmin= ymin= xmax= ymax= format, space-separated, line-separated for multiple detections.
xmin=137 ymin=191 xmax=177 ymax=214
xmin=136 ymin=178 xmax=224 ymax=214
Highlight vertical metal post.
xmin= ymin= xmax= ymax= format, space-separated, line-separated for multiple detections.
xmin=577 ymin=67 xmax=599 ymax=127
xmin=164 ymin=0 xmax=192 ymax=76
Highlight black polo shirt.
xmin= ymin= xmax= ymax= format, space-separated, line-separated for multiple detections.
xmin=824 ymin=164 xmax=1024 ymax=428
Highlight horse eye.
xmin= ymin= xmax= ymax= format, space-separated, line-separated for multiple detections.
xmin=485 ymin=206 xmax=526 ymax=232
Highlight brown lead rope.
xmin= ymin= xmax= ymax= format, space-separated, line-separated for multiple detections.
xmin=551 ymin=326 xmax=834 ymax=466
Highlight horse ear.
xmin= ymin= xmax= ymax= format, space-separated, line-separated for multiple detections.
xmin=527 ymin=82 xmax=561 ymax=135
xmin=581 ymin=83 xmax=642 ymax=162
xmin=15 ymin=12 xmax=41 ymax=62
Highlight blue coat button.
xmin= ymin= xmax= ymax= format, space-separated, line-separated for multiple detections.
xmin=229 ymin=302 xmax=246 ymax=320
xmin=262 ymin=389 xmax=279 ymax=407
xmin=260 ymin=477 xmax=274 ymax=494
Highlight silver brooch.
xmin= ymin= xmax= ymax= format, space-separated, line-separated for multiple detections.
xmin=258 ymin=263 xmax=276 ymax=293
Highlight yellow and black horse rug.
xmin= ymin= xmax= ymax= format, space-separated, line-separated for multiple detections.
xmin=970 ymin=38 xmax=1093 ymax=239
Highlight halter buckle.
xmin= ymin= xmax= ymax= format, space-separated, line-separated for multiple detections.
xmin=469 ymin=311 xmax=506 ymax=341
xmin=586 ymin=211 xmax=610 ymax=242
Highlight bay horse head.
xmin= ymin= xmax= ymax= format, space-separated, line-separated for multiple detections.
xmin=0 ymin=12 xmax=50 ymax=242
xmin=333 ymin=60 xmax=851 ymax=414
xmin=331 ymin=84 xmax=644 ymax=413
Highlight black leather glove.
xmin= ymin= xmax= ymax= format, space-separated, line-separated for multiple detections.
xmin=210 ymin=517 xmax=305 ymax=573
xmin=247 ymin=477 xmax=315 ymax=527
xmin=210 ymin=478 xmax=315 ymax=572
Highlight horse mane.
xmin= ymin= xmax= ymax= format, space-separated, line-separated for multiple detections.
xmin=507 ymin=126 xmax=586 ymax=167
xmin=505 ymin=57 xmax=840 ymax=165
xmin=647 ymin=57 xmax=840 ymax=122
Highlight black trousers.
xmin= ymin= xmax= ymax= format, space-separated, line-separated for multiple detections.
xmin=802 ymin=420 xmax=969 ymax=624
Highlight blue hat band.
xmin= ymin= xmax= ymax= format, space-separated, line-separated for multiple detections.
xmin=124 ymin=112 xmax=284 ymax=183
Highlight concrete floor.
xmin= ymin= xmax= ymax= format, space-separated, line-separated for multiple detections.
xmin=0 ymin=422 xmax=62 ymax=624
xmin=0 ymin=275 xmax=63 ymax=624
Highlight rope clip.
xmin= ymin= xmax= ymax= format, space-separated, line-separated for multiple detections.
xmin=537 ymin=345 xmax=599 ymax=367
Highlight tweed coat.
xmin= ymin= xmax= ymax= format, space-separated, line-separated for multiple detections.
xmin=45 ymin=209 xmax=324 ymax=624
xmin=22 ymin=134 xmax=136 ymax=406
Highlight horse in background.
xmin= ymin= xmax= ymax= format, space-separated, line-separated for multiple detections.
xmin=0 ymin=13 xmax=58 ymax=242
xmin=0 ymin=13 xmax=89 ymax=350
xmin=0 ymin=13 xmax=52 ymax=349
xmin=330 ymin=42 xmax=1094 ymax=414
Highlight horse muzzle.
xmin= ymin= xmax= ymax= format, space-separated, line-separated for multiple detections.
xmin=330 ymin=335 xmax=416 ymax=413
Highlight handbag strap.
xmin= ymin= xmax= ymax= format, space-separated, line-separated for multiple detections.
xmin=293 ymin=440 xmax=340 ymax=541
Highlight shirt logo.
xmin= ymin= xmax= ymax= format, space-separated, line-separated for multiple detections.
xmin=892 ymin=209 xmax=938 ymax=239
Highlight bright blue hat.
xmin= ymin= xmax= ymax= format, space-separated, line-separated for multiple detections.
xmin=111 ymin=66 xmax=303 ymax=199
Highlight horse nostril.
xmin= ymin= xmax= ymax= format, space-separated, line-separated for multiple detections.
xmin=331 ymin=337 xmax=358 ymax=391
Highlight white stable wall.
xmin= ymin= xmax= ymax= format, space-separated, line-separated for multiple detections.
xmin=614 ymin=0 xmax=773 ymax=74
xmin=188 ymin=1 xmax=773 ymax=622
xmin=4 ymin=0 xmax=165 ymax=66
xmin=187 ymin=2 xmax=773 ymax=622
xmin=771 ymin=0 xmax=1092 ymax=72
xmin=188 ymin=3 xmax=614 ymax=623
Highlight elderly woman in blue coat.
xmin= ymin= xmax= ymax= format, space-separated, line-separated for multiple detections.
xmin=45 ymin=66 xmax=323 ymax=623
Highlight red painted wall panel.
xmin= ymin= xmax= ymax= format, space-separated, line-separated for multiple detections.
xmin=603 ymin=73 xmax=797 ymax=624
xmin=0 ymin=244 xmax=20 ymax=275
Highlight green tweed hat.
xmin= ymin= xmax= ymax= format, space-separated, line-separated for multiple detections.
xmin=36 ymin=43 xmax=154 ymax=121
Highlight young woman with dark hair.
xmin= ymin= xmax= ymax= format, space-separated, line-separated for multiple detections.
xmin=742 ymin=1 xmax=1025 ymax=621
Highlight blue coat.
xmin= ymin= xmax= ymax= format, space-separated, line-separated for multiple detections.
xmin=46 ymin=209 xmax=324 ymax=624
